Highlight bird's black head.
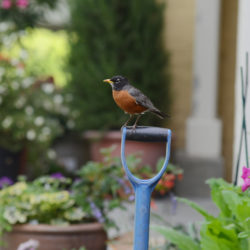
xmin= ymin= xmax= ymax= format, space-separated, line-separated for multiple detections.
xmin=103 ymin=75 xmax=129 ymax=90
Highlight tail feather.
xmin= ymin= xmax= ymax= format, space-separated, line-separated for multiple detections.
xmin=150 ymin=109 xmax=170 ymax=119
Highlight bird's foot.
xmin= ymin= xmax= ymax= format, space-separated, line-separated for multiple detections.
xmin=132 ymin=124 xmax=137 ymax=132
xmin=121 ymin=123 xmax=128 ymax=131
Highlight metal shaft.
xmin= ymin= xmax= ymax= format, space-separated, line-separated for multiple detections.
xmin=133 ymin=184 xmax=153 ymax=250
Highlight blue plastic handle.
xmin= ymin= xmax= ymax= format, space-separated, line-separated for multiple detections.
xmin=121 ymin=126 xmax=172 ymax=250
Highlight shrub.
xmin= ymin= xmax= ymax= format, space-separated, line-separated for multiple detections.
xmin=2 ymin=28 xmax=70 ymax=87
xmin=68 ymin=0 xmax=170 ymax=130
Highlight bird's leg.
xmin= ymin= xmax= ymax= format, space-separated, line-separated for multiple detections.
xmin=132 ymin=115 xmax=142 ymax=130
xmin=122 ymin=114 xmax=133 ymax=129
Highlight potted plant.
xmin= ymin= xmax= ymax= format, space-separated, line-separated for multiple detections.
xmin=0 ymin=53 xmax=76 ymax=179
xmin=128 ymin=156 xmax=183 ymax=197
xmin=0 ymin=148 xmax=133 ymax=250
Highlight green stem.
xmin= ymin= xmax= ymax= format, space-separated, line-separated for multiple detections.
xmin=234 ymin=53 xmax=249 ymax=185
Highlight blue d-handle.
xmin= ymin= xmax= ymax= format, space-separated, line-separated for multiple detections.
xmin=121 ymin=127 xmax=172 ymax=250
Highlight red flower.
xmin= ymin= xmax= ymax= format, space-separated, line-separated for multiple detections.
xmin=164 ymin=181 xmax=175 ymax=189
xmin=166 ymin=174 xmax=175 ymax=181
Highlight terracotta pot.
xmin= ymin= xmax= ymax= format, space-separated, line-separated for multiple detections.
xmin=83 ymin=130 xmax=166 ymax=169
xmin=2 ymin=223 xmax=107 ymax=250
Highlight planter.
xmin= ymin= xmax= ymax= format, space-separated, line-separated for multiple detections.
xmin=2 ymin=223 xmax=107 ymax=250
xmin=84 ymin=130 xmax=166 ymax=169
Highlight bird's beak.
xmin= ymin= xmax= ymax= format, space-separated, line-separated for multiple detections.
xmin=103 ymin=79 xmax=113 ymax=84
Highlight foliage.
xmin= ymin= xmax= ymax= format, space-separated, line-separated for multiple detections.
xmin=67 ymin=0 xmax=170 ymax=130
xmin=152 ymin=178 xmax=250 ymax=250
xmin=2 ymin=28 xmax=70 ymax=86
xmin=0 ymin=0 xmax=58 ymax=30
xmin=129 ymin=157 xmax=183 ymax=195
xmin=71 ymin=146 xmax=134 ymax=229
xmin=0 ymin=47 xmax=76 ymax=172
xmin=0 ymin=148 xmax=133 ymax=241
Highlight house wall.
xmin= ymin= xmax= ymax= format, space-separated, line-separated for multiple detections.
xmin=163 ymin=0 xmax=195 ymax=149
xmin=218 ymin=0 xmax=238 ymax=181
xmin=164 ymin=0 xmax=238 ymax=181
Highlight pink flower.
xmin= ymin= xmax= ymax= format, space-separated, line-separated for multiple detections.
xmin=241 ymin=166 xmax=250 ymax=192
xmin=1 ymin=0 xmax=12 ymax=9
xmin=16 ymin=0 xmax=28 ymax=9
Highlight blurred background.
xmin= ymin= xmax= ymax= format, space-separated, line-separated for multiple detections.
xmin=0 ymin=0 xmax=249 ymax=248
xmin=0 ymin=0 xmax=242 ymax=192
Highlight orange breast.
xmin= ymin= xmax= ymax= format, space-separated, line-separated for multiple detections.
xmin=112 ymin=90 xmax=147 ymax=114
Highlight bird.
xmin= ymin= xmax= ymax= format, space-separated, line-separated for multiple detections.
xmin=103 ymin=75 xmax=169 ymax=129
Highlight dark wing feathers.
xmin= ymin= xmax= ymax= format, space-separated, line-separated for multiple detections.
xmin=127 ymin=85 xmax=168 ymax=119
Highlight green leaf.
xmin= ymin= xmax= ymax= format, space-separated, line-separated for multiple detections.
xmin=151 ymin=225 xmax=200 ymax=250
xmin=177 ymin=198 xmax=215 ymax=221
xmin=200 ymin=220 xmax=240 ymax=250
xmin=222 ymin=190 xmax=250 ymax=230
xmin=206 ymin=178 xmax=232 ymax=217
xmin=238 ymin=231 xmax=250 ymax=239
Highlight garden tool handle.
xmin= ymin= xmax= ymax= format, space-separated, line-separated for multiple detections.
xmin=125 ymin=126 xmax=170 ymax=142
xmin=121 ymin=126 xmax=172 ymax=250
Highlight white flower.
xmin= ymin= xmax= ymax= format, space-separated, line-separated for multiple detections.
xmin=0 ymin=85 xmax=6 ymax=94
xmin=15 ymin=97 xmax=26 ymax=109
xmin=2 ymin=35 xmax=15 ymax=48
xmin=2 ymin=116 xmax=13 ymax=129
xmin=53 ymin=94 xmax=63 ymax=104
xmin=42 ymin=127 xmax=51 ymax=136
xmin=22 ymin=78 xmax=33 ymax=88
xmin=0 ymin=23 xmax=10 ymax=32
xmin=47 ymin=149 xmax=56 ymax=160
xmin=43 ymin=101 xmax=52 ymax=110
xmin=10 ymin=58 xmax=19 ymax=66
xmin=11 ymin=81 xmax=19 ymax=90
xmin=41 ymin=83 xmax=54 ymax=94
xmin=25 ymin=106 xmax=34 ymax=115
xmin=26 ymin=130 xmax=36 ymax=140
xmin=61 ymin=106 xmax=69 ymax=115
xmin=16 ymin=67 xmax=24 ymax=76
xmin=67 ymin=120 xmax=75 ymax=129
xmin=19 ymin=49 xmax=28 ymax=60
xmin=34 ymin=116 xmax=45 ymax=126
xmin=17 ymin=239 xmax=40 ymax=250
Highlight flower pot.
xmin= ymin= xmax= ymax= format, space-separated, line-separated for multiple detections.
xmin=83 ymin=130 xmax=166 ymax=169
xmin=1 ymin=223 xmax=107 ymax=250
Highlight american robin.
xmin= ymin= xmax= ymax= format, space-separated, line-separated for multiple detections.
xmin=103 ymin=75 xmax=169 ymax=129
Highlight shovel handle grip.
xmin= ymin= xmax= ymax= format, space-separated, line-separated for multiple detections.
xmin=125 ymin=126 xmax=170 ymax=142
